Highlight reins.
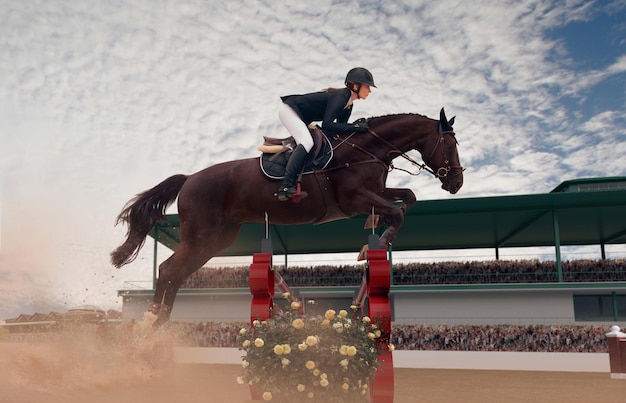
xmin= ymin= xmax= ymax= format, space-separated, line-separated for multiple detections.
xmin=329 ymin=127 xmax=464 ymax=179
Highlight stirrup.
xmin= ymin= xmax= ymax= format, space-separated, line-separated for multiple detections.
xmin=290 ymin=183 xmax=308 ymax=203
xmin=276 ymin=183 xmax=308 ymax=203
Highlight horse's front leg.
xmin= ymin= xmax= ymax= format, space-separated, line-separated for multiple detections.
xmin=382 ymin=187 xmax=417 ymax=212
xmin=364 ymin=187 xmax=416 ymax=230
xmin=349 ymin=188 xmax=414 ymax=253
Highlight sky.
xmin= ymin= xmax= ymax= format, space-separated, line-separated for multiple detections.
xmin=1 ymin=0 xmax=625 ymax=320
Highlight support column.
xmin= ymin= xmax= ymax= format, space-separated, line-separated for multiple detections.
xmin=552 ymin=208 xmax=563 ymax=282
xmin=606 ymin=325 xmax=626 ymax=379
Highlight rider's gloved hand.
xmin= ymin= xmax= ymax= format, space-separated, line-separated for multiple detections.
xmin=353 ymin=121 xmax=369 ymax=132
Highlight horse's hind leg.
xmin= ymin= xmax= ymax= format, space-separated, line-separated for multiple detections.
xmin=149 ymin=223 xmax=242 ymax=326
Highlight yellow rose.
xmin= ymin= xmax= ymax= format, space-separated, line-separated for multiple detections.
xmin=347 ymin=346 xmax=357 ymax=356
xmin=324 ymin=309 xmax=336 ymax=320
xmin=291 ymin=301 xmax=301 ymax=310
xmin=342 ymin=383 xmax=350 ymax=390
xmin=298 ymin=342 xmax=308 ymax=351
xmin=292 ymin=318 xmax=305 ymax=329
xmin=255 ymin=338 xmax=265 ymax=347
xmin=368 ymin=332 xmax=376 ymax=339
xmin=338 ymin=309 xmax=348 ymax=318
xmin=388 ymin=343 xmax=395 ymax=352
xmin=305 ymin=360 xmax=316 ymax=370
xmin=321 ymin=319 xmax=330 ymax=326
xmin=320 ymin=378 xmax=329 ymax=387
xmin=297 ymin=384 xmax=306 ymax=392
xmin=340 ymin=359 xmax=349 ymax=367
xmin=262 ymin=391 xmax=272 ymax=401
xmin=313 ymin=369 xmax=320 ymax=376
xmin=362 ymin=316 xmax=371 ymax=323
xmin=242 ymin=340 xmax=250 ymax=348
xmin=273 ymin=344 xmax=284 ymax=355
xmin=239 ymin=328 xmax=247 ymax=335
xmin=339 ymin=345 xmax=349 ymax=355
xmin=307 ymin=391 xmax=314 ymax=398
xmin=305 ymin=335 xmax=318 ymax=346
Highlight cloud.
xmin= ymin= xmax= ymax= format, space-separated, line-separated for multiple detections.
xmin=0 ymin=0 xmax=624 ymax=317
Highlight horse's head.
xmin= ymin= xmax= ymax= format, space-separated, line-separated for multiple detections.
xmin=423 ymin=108 xmax=464 ymax=194
xmin=338 ymin=109 xmax=464 ymax=194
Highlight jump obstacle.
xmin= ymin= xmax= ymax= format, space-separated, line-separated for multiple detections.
xmin=248 ymin=232 xmax=395 ymax=402
xmin=607 ymin=326 xmax=626 ymax=379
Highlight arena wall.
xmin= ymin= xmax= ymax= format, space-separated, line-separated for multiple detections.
xmin=121 ymin=285 xmax=616 ymax=326
xmin=173 ymin=347 xmax=610 ymax=372
xmin=393 ymin=289 xmax=575 ymax=325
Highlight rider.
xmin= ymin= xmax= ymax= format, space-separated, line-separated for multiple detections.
xmin=276 ymin=67 xmax=376 ymax=201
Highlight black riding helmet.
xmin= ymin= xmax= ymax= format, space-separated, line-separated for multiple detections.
xmin=345 ymin=67 xmax=376 ymax=88
xmin=345 ymin=67 xmax=376 ymax=99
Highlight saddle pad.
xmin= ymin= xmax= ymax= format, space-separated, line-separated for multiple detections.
xmin=260 ymin=136 xmax=333 ymax=180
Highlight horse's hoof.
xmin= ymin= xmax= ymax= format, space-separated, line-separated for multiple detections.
xmin=357 ymin=244 xmax=368 ymax=261
xmin=144 ymin=311 xmax=158 ymax=321
xmin=364 ymin=214 xmax=380 ymax=229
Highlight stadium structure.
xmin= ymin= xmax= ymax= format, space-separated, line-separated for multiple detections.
xmin=118 ymin=177 xmax=626 ymax=326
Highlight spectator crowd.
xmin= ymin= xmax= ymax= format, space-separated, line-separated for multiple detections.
xmin=170 ymin=321 xmax=611 ymax=353
xmin=181 ymin=259 xmax=626 ymax=288
xmin=171 ymin=258 xmax=623 ymax=353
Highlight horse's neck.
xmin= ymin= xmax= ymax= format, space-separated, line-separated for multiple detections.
xmin=368 ymin=114 xmax=438 ymax=157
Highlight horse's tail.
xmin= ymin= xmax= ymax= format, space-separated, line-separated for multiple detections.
xmin=110 ymin=174 xmax=188 ymax=268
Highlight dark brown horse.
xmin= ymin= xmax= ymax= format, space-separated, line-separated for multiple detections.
xmin=111 ymin=108 xmax=463 ymax=325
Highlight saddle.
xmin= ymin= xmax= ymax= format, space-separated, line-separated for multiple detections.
xmin=259 ymin=125 xmax=333 ymax=179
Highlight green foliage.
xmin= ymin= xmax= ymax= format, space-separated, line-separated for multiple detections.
xmin=237 ymin=296 xmax=391 ymax=402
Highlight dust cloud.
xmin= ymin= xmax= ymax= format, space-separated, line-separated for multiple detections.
xmin=0 ymin=322 xmax=182 ymax=403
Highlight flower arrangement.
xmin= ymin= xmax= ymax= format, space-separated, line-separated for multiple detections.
xmin=237 ymin=294 xmax=391 ymax=402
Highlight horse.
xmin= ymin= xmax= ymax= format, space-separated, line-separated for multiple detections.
xmin=111 ymin=108 xmax=464 ymax=326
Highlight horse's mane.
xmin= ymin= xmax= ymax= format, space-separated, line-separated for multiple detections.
xmin=366 ymin=113 xmax=429 ymax=124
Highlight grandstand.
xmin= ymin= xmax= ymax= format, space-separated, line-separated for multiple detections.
xmin=119 ymin=177 xmax=626 ymax=326
xmin=1 ymin=307 xmax=122 ymax=340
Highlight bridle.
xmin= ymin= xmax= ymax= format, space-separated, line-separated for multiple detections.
xmin=417 ymin=130 xmax=465 ymax=179
xmin=331 ymin=126 xmax=464 ymax=179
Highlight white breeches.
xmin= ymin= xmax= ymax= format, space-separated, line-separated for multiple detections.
xmin=278 ymin=103 xmax=313 ymax=152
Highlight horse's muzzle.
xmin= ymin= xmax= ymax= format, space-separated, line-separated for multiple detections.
xmin=442 ymin=173 xmax=463 ymax=194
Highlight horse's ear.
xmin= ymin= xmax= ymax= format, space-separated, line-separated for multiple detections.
xmin=439 ymin=108 xmax=447 ymax=123
xmin=449 ymin=116 xmax=455 ymax=127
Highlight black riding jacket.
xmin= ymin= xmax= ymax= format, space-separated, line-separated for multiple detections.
xmin=281 ymin=88 xmax=355 ymax=135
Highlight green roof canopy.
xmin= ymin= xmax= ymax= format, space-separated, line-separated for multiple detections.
xmin=149 ymin=177 xmax=626 ymax=257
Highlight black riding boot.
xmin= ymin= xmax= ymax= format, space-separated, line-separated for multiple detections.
xmin=277 ymin=144 xmax=309 ymax=201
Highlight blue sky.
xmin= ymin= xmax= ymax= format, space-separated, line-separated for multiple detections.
xmin=0 ymin=0 xmax=625 ymax=319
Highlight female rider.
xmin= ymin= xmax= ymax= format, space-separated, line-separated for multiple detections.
xmin=276 ymin=67 xmax=375 ymax=201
